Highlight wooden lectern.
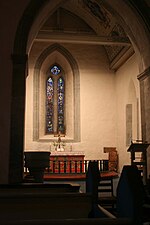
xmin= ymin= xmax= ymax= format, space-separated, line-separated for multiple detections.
xmin=127 ymin=141 xmax=150 ymax=184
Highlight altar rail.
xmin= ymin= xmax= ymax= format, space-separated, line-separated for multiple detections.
xmin=24 ymin=159 xmax=109 ymax=175
xmin=46 ymin=159 xmax=109 ymax=174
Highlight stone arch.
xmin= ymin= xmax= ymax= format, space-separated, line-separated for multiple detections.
xmin=32 ymin=43 xmax=80 ymax=142
xmin=103 ymin=0 xmax=150 ymax=71
xmin=10 ymin=0 xmax=50 ymax=183
xmin=11 ymin=0 xmax=150 ymax=183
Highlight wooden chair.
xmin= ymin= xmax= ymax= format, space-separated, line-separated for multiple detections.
xmin=86 ymin=160 xmax=117 ymax=212
xmin=97 ymin=175 xmax=117 ymax=211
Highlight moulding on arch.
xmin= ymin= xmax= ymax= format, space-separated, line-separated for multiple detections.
xmin=33 ymin=43 xmax=81 ymax=143
xmin=137 ymin=66 xmax=150 ymax=81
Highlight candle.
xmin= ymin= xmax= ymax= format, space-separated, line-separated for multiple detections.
xmin=70 ymin=143 xmax=72 ymax=151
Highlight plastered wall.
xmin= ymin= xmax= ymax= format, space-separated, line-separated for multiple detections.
xmin=115 ymin=54 xmax=141 ymax=172
xmin=25 ymin=43 xmax=141 ymax=172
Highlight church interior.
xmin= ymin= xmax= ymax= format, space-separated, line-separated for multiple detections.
xmin=0 ymin=0 xmax=150 ymax=224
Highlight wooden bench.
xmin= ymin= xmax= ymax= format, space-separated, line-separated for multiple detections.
xmin=0 ymin=183 xmax=134 ymax=225
xmin=0 ymin=218 xmax=134 ymax=225
xmin=0 ymin=192 xmax=93 ymax=221
xmin=0 ymin=183 xmax=80 ymax=194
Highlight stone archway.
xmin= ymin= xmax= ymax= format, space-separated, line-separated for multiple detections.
xmin=32 ymin=43 xmax=80 ymax=143
xmin=10 ymin=0 xmax=150 ymax=183
xmin=9 ymin=0 xmax=49 ymax=183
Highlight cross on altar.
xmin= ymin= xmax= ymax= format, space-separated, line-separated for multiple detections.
xmin=54 ymin=131 xmax=65 ymax=151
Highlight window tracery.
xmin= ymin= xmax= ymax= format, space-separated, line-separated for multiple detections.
xmin=46 ymin=65 xmax=65 ymax=135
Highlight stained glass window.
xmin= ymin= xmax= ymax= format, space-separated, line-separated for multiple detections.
xmin=51 ymin=65 xmax=61 ymax=75
xmin=46 ymin=65 xmax=65 ymax=135
xmin=57 ymin=77 xmax=65 ymax=133
xmin=46 ymin=77 xmax=54 ymax=133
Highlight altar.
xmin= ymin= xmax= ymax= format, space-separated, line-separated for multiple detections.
xmin=49 ymin=152 xmax=85 ymax=173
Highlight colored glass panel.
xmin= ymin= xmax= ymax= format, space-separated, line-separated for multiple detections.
xmin=51 ymin=65 xmax=61 ymax=75
xmin=57 ymin=77 xmax=65 ymax=133
xmin=46 ymin=77 xmax=54 ymax=133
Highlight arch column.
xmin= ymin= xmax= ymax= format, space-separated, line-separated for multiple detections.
xmin=138 ymin=67 xmax=150 ymax=178
xmin=9 ymin=54 xmax=28 ymax=183
xmin=138 ymin=67 xmax=150 ymax=143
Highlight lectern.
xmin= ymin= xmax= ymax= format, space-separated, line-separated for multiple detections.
xmin=127 ymin=141 xmax=149 ymax=184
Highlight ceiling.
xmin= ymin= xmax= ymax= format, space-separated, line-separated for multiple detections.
xmin=34 ymin=0 xmax=142 ymax=70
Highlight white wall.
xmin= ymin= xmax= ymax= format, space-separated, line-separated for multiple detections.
xmin=25 ymin=43 xmax=116 ymax=160
xmin=25 ymin=43 xmax=141 ymax=172
xmin=79 ymin=45 xmax=116 ymax=160
xmin=115 ymin=54 xmax=141 ymax=172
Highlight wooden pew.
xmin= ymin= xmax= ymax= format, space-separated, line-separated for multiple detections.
xmin=0 ymin=192 xmax=93 ymax=221
xmin=0 ymin=182 xmax=134 ymax=225
xmin=0 ymin=218 xmax=134 ymax=225
xmin=0 ymin=183 xmax=80 ymax=194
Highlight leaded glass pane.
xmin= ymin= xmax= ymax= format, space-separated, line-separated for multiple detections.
xmin=46 ymin=77 xmax=54 ymax=133
xmin=57 ymin=77 xmax=65 ymax=133
xmin=51 ymin=65 xmax=61 ymax=75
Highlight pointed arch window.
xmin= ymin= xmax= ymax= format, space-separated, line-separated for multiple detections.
xmin=46 ymin=65 xmax=65 ymax=135
xmin=46 ymin=77 xmax=54 ymax=133
xmin=58 ymin=77 xmax=65 ymax=133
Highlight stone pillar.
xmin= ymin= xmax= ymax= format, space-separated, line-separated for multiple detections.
xmin=138 ymin=67 xmax=150 ymax=178
xmin=8 ymin=54 xmax=28 ymax=183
